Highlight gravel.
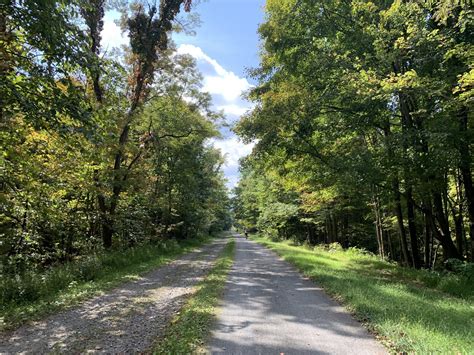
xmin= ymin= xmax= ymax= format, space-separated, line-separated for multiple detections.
xmin=0 ymin=238 xmax=227 ymax=354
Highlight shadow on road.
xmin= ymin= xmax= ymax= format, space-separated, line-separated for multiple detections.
xmin=208 ymin=235 xmax=386 ymax=354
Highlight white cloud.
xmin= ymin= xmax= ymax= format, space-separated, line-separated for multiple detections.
xmin=212 ymin=137 xmax=255 ymax=169
xmin=214 ymin=137 xmax=255 ymax=189
xmin=179 ymin=45 xmax=256 ymax=188
xmin=101 ymin=12 xmax=128 ymax=50
xmin=217 ymin=104 xmax=250 ymax=117
xmin=177 ymin=44 xmax=253 ymax=103
xmin=204 ymin=76 xmax=250 ymax=102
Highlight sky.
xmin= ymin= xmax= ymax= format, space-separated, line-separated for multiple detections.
xmin=101 ymin=0 xmax=266 ymax=189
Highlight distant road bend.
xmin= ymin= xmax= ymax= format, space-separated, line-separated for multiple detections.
xmin=208 ymin=234 xmax=387 ymax=354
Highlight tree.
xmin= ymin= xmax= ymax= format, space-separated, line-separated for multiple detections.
xmin=1 ymin=0 xmax=231 ymax=273
xmin=235 ymin=0 xmax=473 ymax=266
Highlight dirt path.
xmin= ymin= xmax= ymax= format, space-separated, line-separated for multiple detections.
xmin=0 ymin=238 xmax=227 ymax=354
xmin=208 ymin=235 xmax=387 ymax=354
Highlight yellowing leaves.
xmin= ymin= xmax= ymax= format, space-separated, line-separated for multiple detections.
xmin=453 ymin=68 xmax=474 ymax=101
xmin=381 ymin=70 xmax=423 ymax=93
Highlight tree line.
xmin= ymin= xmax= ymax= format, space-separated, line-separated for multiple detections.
xmin=233 ymin=0 xmax=473 ymax=268
xmin=1 ymin=0 xmax=231 ymax=274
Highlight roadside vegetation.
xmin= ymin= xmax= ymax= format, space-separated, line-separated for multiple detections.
xmin=253 ymin=235 xmax=474 ymax=353
xmin=154 ymin=239 xmax=235 ymax=354
xmin=2 ymin=0 xmax=232 ymax=330
xmin=0 ymin=235 xmax=214 ymax=331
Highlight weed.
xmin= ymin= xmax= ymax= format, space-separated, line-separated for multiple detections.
xmin=153 ymin=239 xmax=235 ymax=354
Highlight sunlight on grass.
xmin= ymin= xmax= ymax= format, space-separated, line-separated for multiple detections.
xmin=153 ymin=239 xmax=235 ymax=354
xmin=253 ymin=236 xmax=474 ymax=353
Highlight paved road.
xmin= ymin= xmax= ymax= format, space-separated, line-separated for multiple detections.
xmin=1 ymin=238 xmax=227 ymax=354
xmin=208 ymin=235 xmax=387 ymax=354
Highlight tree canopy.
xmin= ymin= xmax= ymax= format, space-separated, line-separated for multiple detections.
xmin=1 ymin=0 xmax=231 ymax=272
xmin=234 ymin=0 xmax=473 ymax=268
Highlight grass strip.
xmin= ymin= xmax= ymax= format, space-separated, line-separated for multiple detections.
xmin=1 ymin=235 xmax=221 ymax=331
xmin=153 ymin=239 xmax=235 ymax=354
xmin=252 ymin=236 xmax=474 ymax=354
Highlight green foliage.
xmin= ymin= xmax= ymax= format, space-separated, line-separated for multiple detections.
xmin=444 ymin=258 xmax=474 ymax=279
xmin=254 ymin=235 xmax=474 ymax=353
xmin=1 ymin=0 xmax=231 ymax=312
xmin=1 ymin=0 xmax=93 ymax=129
xmin=234 ymin=0 xmax=474 ymax=266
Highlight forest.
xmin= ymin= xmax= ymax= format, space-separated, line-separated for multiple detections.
xmin=1 ymin=0 xmax=231 ymax=289
xmin=1 ymin=0 xmax=473 ymax=352
xmin=234 ymin=0 xmax=474 ymax=270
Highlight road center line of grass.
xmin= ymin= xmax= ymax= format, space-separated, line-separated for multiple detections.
xmin=153 ymin=238 xmax=235 ymax=355
xmin=252 ymin=235 xmax=473 ymax=354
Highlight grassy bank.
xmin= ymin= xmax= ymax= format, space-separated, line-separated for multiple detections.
xmin=153 ymin=239 xmax=235 ymax=354
xmin=0 ymin=235 xmax=218 ymax=331
xmin=253 ymin=236 xmax=474 ymax=353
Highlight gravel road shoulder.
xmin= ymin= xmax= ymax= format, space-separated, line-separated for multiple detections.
xmin=0 ymin=237 xmax=228 ymax=354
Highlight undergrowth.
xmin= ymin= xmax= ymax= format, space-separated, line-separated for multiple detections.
xmin=0 ymin=235 xmax=215 ymax=331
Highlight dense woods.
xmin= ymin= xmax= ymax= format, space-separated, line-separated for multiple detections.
xmin=1 ymin=0 xmax=231 ymax=276
xmin=234 ymin=0 xmax=473 ymax=269
xmin=1 ymin=1 xmax=473 ymax=351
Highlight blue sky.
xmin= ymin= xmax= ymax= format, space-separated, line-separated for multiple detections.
xmin=102 ymin=0 xmax=265 ymax=189
xmin=175 ymin=0 xmax=265 ymax=80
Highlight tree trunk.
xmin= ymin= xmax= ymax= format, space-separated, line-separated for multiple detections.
xmin=373 ymin=192 xmax=385 ymax=259
xmin=393 ymin=178 xmax=411 ymax=266
xmin=342 ymin=213 xmax=349 ymax=248
xmin=382 ymin=117 xmax=410 ymax=266
xmin=397 ymin=88 xmax=420 ymax=268
xmin=423 ymin=201 xmax=433 ymax=268
xmin=432 ymin=191 xmax=461 ymax=259
xmin=324 ymin=217 xmax=329 ymax=244
xmin=458 ymin=106 xmax=474 ymax=261
xmin=453 ymin=213 xmax=464 ymax=257
xmin=102 ymin=222 xmax=113 ymax=249
xmin=332 ymin=213 xmax=338 ymax=244
xmin=406 ymin=186 xmax=421 ymax=268
xmin=386 ymin=229 xmax=394 ymax=260
xmin=450 ymin=172 xmax=465 ymax=258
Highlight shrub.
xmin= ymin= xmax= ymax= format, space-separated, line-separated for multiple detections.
xmin=327 ymin=242 xmax=343 ymax=252
xmin=444 ymin=259 xmax=474 ymax=279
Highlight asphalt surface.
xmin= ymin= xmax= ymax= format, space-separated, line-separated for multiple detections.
xmin=208 ymin=235 xmax=387 ymax=354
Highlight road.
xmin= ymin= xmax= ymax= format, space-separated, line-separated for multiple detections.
xmin=208 ymin=235 xmax=387 ymax=354
xmin=1 ymin=238 xmax=227 ymax=354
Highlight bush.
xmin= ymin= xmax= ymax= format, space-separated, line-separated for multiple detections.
xmin=327 ymin=242 xmax=343 ymax=252
xmin=444 ymin=259 xmax=474 ymax=279
xmin=0 ymin=239 xmax=185 ymax=310
xmin=313 ymin=242 xmax=346 ymax=253
xmin=346 ymin=246 xmax=373 ymax=257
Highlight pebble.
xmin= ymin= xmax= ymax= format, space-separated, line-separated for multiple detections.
xmin=0 ymin=239 xmax=227 ymax=354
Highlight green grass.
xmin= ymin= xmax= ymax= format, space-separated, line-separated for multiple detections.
xmin=253 ymin=236 xmax=474 ymax=354
xmin=0 ymin=235 xmax=218 ymax=331
xmin=153 ymin=239 xmax=235 ymax=354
